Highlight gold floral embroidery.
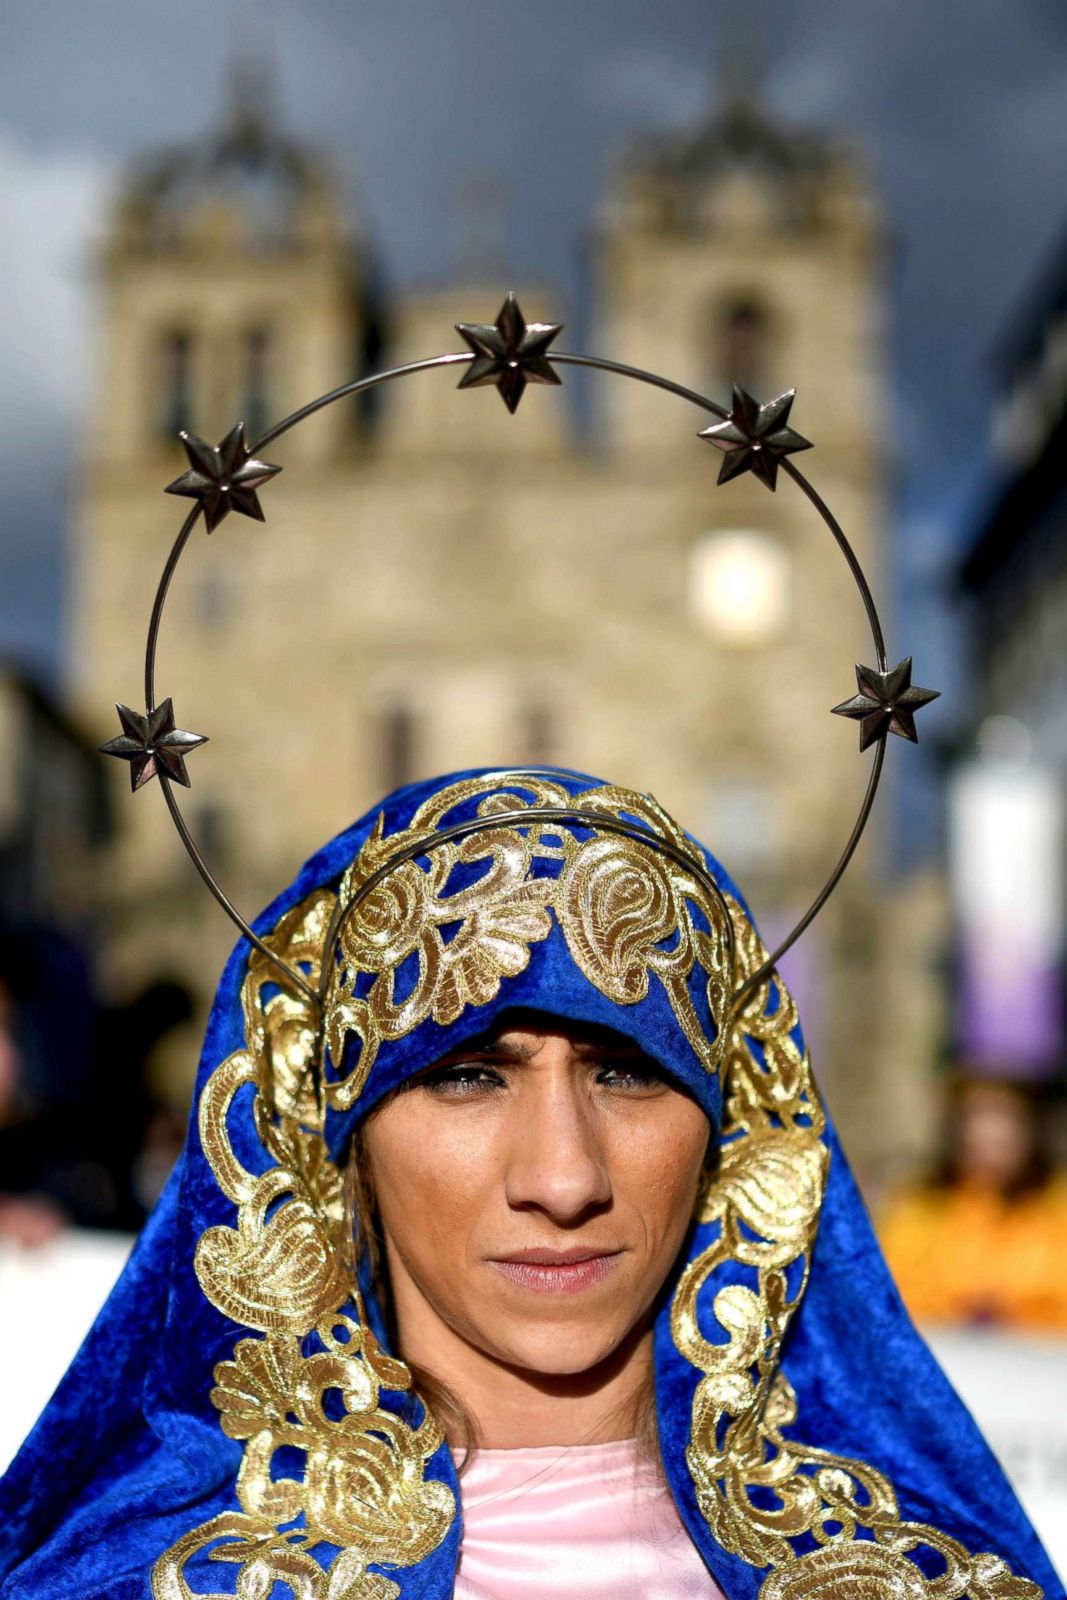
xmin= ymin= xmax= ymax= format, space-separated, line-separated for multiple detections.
xmin=155 ymin=774 xmax=733 ymax=1598
xmin=758 ymin=1541 xmax=1041 ymax=1600
xmin=758 ymin=1544 xmax=931 ymax=1600
xmin=158 ymin=773 xmax=1044 ymax=1599
xmin=152 ymin=892 xmax=455 ymax=1600
xmin=673 ymin=900 xmax=1044 ymax=1599
xmin=324 ymin=772 xmax=732 ymax=1105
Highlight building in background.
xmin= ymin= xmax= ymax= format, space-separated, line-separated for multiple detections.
xmin=880 ymin=268 xmax=1067 ymax=1345
xmin=953 ymin=227 xmax=1067 ymax=1084
xmin=71 ymin=60 xmax=941 ymax=1183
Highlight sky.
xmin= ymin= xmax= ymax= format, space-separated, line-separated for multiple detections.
xmin=1 ymin=0 xmax=1065 ymax=736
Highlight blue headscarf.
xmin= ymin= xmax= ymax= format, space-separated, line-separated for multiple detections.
xmin=0 ymin=768 xmax=1059 ymax=1600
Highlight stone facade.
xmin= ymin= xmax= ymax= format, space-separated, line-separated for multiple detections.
xmin=71 ymin=81 xmax=938 ymax=1185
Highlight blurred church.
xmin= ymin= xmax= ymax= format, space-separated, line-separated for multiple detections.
xmin=71 ymin=57 xmax=943 ymax=1186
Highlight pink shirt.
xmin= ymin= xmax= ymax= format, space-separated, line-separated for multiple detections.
xmin=454 ymin=1438 xmax=725 ymax=1599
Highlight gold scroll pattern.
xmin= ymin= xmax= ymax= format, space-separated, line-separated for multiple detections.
xmin=672 ymin=899 xmax=1044 ymax=1600
xmin=323 ymin=772 xmax=734 ymax=1104
xmin=152 ymin=890 xmax=456 ymax=1600
xmin=153 ymin=773 xmax=733 ymax=1599
xmin=154 ymin=772 xmax=1042 ymax=1599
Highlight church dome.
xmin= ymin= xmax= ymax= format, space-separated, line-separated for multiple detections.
xmin=119 ymin=61 xmax=341 ymax=252
xmin=652 ymin=95 xmax=835 ymax=185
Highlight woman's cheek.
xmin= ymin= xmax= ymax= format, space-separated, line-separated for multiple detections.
xmin=383 ymin=1116 xmax=494 ymax=1254
xmin=612 ymin=1106 xmax=707 ymax=1219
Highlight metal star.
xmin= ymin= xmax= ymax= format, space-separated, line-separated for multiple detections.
xmin=165 ymin=422 xmax=281 ymax=533
xmin=455 ymin=293 xmax=563 ymax=414
xmin=99 ymin=699 xmax=208 ymax=790
xmin=832 ymin=658 xmax=940 ymax=751
xmin=698 ymin=385 xmax=813 ymax=491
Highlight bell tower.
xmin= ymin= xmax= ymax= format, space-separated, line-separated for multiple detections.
xmin=592 ymin=75 xmax=916 ymax=1176
xmin=71 ymin=60 xmax=380 ymax=1010
xmin=86 ymin=58 xmax=375 ymax=473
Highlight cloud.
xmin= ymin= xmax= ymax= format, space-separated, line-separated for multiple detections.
xmin=0 ymin=135 xmax=113 ymax=668
xmin=0 ymin=135 xmax=114 ymax=458
xmin=594 ymin=45 xmax=708 ymax=128
xmin=1000 ymin=66 xmax=1067 ymax=152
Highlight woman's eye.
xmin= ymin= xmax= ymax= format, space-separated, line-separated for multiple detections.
xmin=418 ymin=1063 xmax=506 ymax=1097
xmin=596 ymin=1060 xmax=666 ymax=1091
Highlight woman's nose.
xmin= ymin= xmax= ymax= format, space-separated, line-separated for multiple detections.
xmin=502 ymin=1068 xmax=612 ymax=1223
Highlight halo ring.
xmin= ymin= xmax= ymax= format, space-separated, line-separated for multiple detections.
xmin=135 ymin=341 xmax=890 ymax=1012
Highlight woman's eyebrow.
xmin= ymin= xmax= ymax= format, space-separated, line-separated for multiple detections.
xmin=432 ymin=1033 xmax=647 ymax=1065
xmin=435 ymin=1036 xmax=538 ymax=1063
xmin=570 ymin=1037 xmax=646 ymax=1057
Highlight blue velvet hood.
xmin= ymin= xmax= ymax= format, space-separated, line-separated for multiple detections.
xmin=0 ymin=767 xmax=1060 ymax=1599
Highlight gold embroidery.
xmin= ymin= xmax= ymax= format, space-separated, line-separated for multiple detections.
xmin=758 ymin=1544 xmax=931 ymax=1599
xmin=157 ymin=774 xmax=1043 ymax=1598
xmin=324 ymin=773 xmax=731 ymax=1105
xmin=758 ymin=1540 xmax=1042 ymax=1600
xmin=673 ymin=900 xmax=1044 ymax=1599
xmin=156 ymin=775 xmax=732 ymax=1598
xmin=152 ymin=891 xmax=455 ymax=1599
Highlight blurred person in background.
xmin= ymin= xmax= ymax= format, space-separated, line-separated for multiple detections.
xmin=880 ymin=1075 xmax=1067 ymax=1331
xmin=0 ymin=924 xmax=101 ymax=1244
xmin=0 ymin=976 xmax=68 ymax=1247
xmin=89 ymin=978 xmax=194 ymax=1228
xmin=0 ymin=919 xmax=193 ymax=1242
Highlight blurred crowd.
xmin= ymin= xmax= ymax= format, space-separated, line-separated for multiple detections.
xmin=0 ymin=919 xmax=190 ymax=1247
xmin=881 ymin=1077 xmax=1067 ymax=1332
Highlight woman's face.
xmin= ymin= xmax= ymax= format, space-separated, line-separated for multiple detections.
xmin=361 ymin=1012 xmax=710 ymax=1380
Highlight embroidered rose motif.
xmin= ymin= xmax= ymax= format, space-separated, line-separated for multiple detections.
xmin=196 ymin=1165 xmax=349 ymax=1333
xmin=758 ymin=1544 xmax=930 ymax=1599
xmin=211 ymin=1333 xmax=455 ymax=1560
xmin=343 ymin=859 xmax=431 ymax=972
xmin=696 ymin=1128 xmax=828 ymax=1259
xmin=303 ymin=1425 xmax=455 ymax=1555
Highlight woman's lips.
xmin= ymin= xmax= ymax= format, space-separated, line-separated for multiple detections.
xmin=487 ymin=1248 xmax=624 ymax=1295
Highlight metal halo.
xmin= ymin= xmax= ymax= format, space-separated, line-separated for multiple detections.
xmin=115 ymin=325 xmax=917 ymax=1016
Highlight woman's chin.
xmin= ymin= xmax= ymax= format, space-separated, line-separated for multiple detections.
xmin=478 ymin=1319 xmax=633 ymax=1380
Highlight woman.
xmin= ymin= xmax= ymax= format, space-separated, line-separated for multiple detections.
xmin=881 ymin=1076 xmax=1067 ymax=1330
xmin=0 ymin=767 xmax=1058 ymax=1599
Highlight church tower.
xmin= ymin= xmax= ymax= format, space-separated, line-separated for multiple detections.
xmin=72 ymin=64 xmax=382 ymax=1002
xmin=588 ymin=80 xmax=909 ymax=1162
xmin=86 ymin=61 xmax=379 ymax=469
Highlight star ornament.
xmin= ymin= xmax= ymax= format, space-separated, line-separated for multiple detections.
xmin=699 ymin=385 xmax=813 ymax=491
xmin=99 ymin=699 xmax=208 ymax=790
xmin=832 ymin=658 xmax=941 ymax=751
xmin=455 ymin=292 xmax=563 ymax=414
xmin=165 ymin=422 xmax=282 ymax=533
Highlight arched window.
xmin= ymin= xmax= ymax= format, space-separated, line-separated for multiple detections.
xmin=380 ymin=702 xmax=416 ymax=793
xmin=193 ymin=568 xmax=235 ymax=632
xmin=714 ymin=295 xmax=768 ymax=397
xmin=241 ymin=326 xmax=272 ymax=441
xmin=192 ymin=798 xmax=229 ymax=869
xmin=158 ymin=328 xmax=193 ymax=439
xmin=698 ymin=772 xmax=779 ymax=878
xmin=688 ymin=528 xmax=790 ymax=645
xmin=520 ymin=700 xmax=555 ymax=766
